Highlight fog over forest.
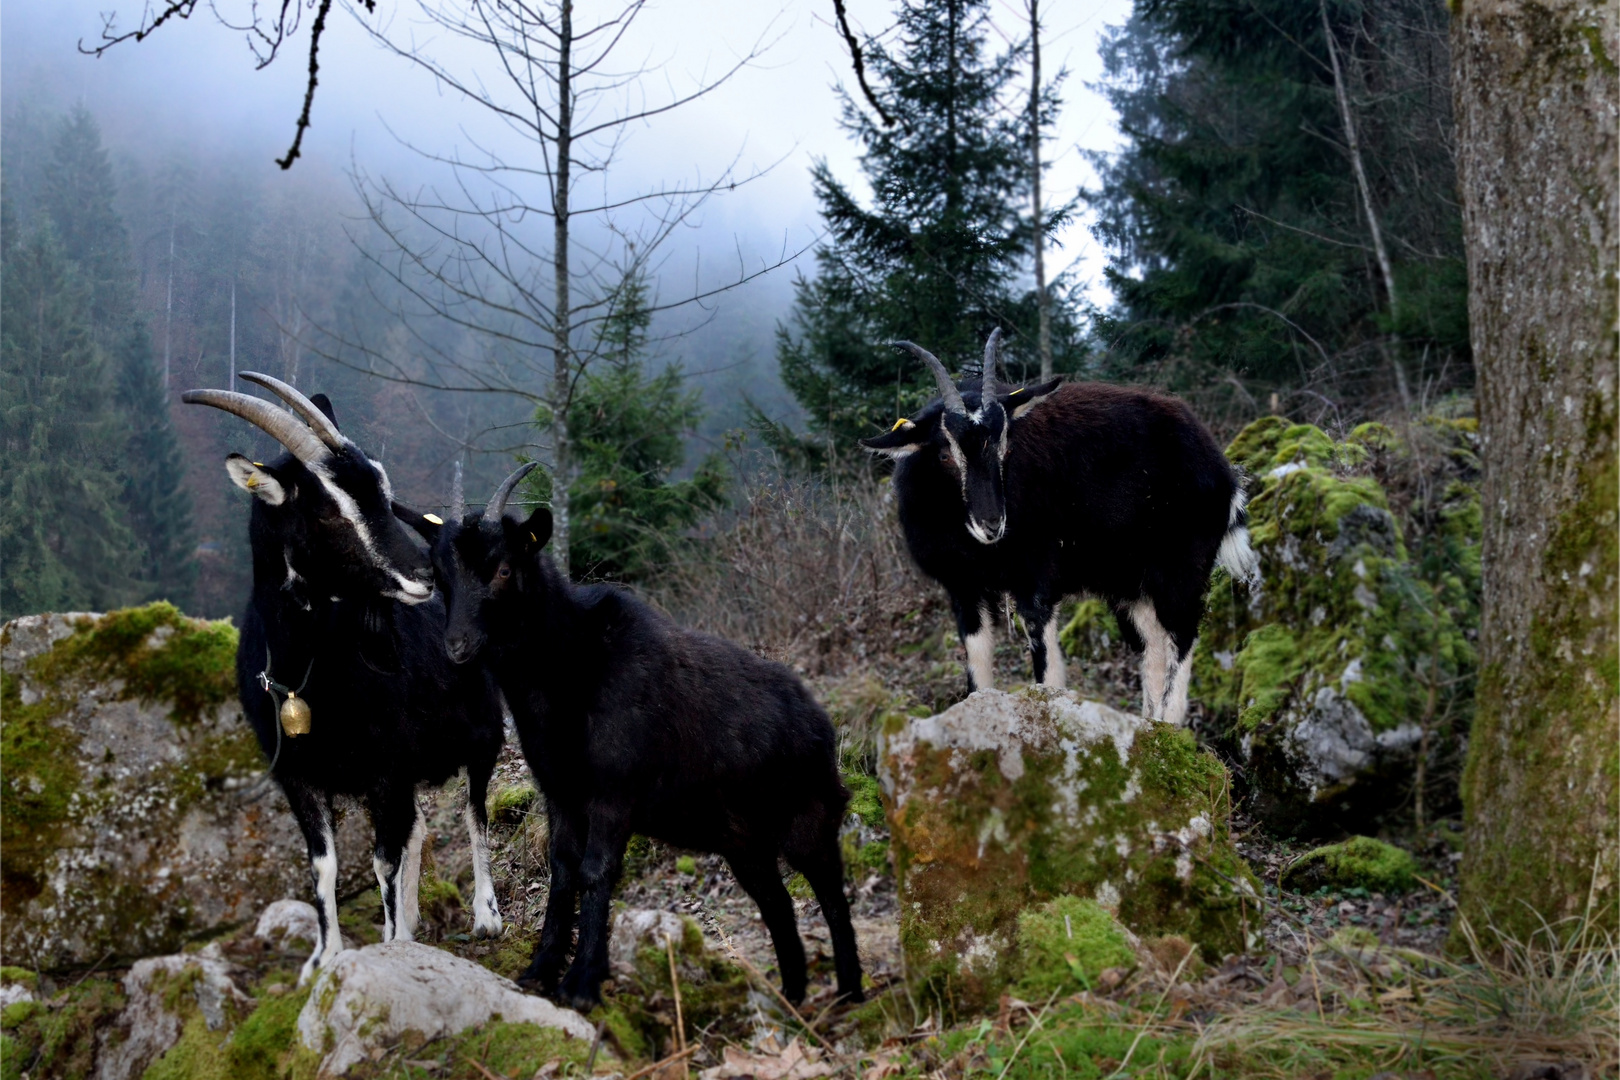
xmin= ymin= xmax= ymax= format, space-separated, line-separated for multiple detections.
xmin=2 ymin=0 xmax=1129 ymax=617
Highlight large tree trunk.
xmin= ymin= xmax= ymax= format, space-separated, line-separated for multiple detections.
xmin=1452 ymin=0 xmax=1617 ymax=944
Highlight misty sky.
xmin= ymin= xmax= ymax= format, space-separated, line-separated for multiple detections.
xmin=5 ymin=0 xmax=1133 ymax=318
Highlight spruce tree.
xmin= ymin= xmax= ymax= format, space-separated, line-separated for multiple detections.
xmin=776 ymin=0 xmax=1081 ymax=454
xmin=37 ymin=105 xmax=199 ymax=609
xmin=114 ymin=322 xmax=197 ymax=609
xmin=0 ymin=214 xmax=142 ymax=619
xmin=562 ymin=274 xmax=726 ymax=583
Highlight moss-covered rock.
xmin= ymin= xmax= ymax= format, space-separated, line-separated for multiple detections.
xmin=1057 ymin=599 xmax=1122 ymax=663
xmin=0 ymin=606 xmax=372 ymax=969
xmin=1196 ymin=418 xmax=1480 ymax=830
xmin=878 ymin=688 xmax=1258 ymax=1012
xmin=1280 ymin=836 xmax=1419 ymax=895
xmin=599 ymin=910 xmax=751 ymax=1062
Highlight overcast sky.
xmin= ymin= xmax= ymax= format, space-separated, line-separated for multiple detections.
xmin=5 ymin=0 xmax=1133 ymax=311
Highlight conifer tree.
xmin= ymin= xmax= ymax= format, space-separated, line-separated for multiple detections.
xmin=42 ymin=106 xmax=136 ymax=346
xmin=114 ymin=322 xmax=197 ymax=609
xmin=777 ymin=0 xmax=1082 ymax=454
xmin=0 ymin=213 xmax=142 ymax=619
xmin=561 ymin=274 xmax=726 ymax=583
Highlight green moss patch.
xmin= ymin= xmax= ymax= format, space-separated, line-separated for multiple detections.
xmin=487 ymin=781 xmax=539 ymax=825
xmin=1281 ymin=836 xmax=1419 ymax=894
xmin=1013 ymin=896 xmax=1135 ymax=999
xmin=598 ymin=914 xmax=750 ymax=1063
xmin=1057 ymin=599 xmax=1121 ymax=662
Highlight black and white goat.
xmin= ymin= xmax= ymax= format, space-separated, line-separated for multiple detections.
xmin=398 ymin=465 xmax=863 ymax=1010
xmin=184 ymin=375 xmax=507 ymax=983
xmin=860 ymin=332 xmax=1257 ymax=726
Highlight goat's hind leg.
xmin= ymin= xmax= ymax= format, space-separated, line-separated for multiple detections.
xmin=949 ymin=591 xmax=998 ymax=693
xmin=559 ymin=799 xmax=633 ymax=1009
xmin=784 ymin=808 xmax=864 ymax=1003
xmin=369 ymin=786 xmax=421 ymax=943
xmin=1015 ymin=595 xmax=1066 ymax=689
xmin=283 ymin=778 xmax=342 ymax=985
xmin=464 ymin=760 xmax=503 ymax=938
xmin=1127 ymin=599 xmax=1173 ymax=719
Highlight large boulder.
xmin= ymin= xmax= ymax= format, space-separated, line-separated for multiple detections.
xmin=296 ymin=941 xmax=597 ymax=1075
xmin=878 ymin=688 xmax=1257 ymax=1010
xmin=0 ymin=605 xmax=371 ymax=969
xmin=1194 ymin=417 xmax=1480 ymax=830
xmin=95 ymin=950 xmax=254 ymax=1080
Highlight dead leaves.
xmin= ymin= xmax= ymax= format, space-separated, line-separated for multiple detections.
xmin=699 ymin=1038 xmax=834 ymax=1080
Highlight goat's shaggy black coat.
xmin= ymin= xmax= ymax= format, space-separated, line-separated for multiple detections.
xmin=418 ymin=509 xmax=864 ymax=1010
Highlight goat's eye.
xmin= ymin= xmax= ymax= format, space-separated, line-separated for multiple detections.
xmin=938 ymin=447 xmax=954 ymax=467
xmin=496 ymin=563 xmax=512 ymax=580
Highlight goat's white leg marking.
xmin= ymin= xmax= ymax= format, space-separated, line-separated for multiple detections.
xmin=397 ymin=805 xmax=425 ymax=942
xmin=1162 ymin=638 xmax=1196 ymax=727
xmin=964 ymin=603 xmax=996 ymax=691
xmin=465 ymin=791 xmax=503 ymax=938
xmin=373 ymin=849 xmax=398 ymax=942
xmin=1130 ymin=600 xmax=1170 ymax=720
xmin=1041 ymin=617 xmax=1067 ymax=689
xmin=300 ymin=814 xmax=343 ymax=986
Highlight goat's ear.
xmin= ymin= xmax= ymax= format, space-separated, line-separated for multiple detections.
xmin=1002 ymin=377 xmax=1063 ymax=419
xmin=505 ymin=506 xmax=553 ymax=557
xmin=860 ymin=418 xmax=930 ymax=458
xmin=225 ymin=453 xmax=289 ymax=505
xmin=309 ymin=393 xmax=339 ymax=428
xmin=392 ymin=502 xmax=443 ymax=544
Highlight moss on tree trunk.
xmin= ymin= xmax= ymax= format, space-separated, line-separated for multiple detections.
xmin=1451 ymin=0 xmax=1618 ymax=944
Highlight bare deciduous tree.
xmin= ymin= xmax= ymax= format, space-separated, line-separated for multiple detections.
xmin=321 ymin=0 xmax=798 ymax=574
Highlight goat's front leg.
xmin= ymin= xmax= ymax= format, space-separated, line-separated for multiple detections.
xmin=464 ymin=761 xmax=503 ymax=938
xmin=283 ymin=779 xmax=343 ymax=985
xmin=1015 ymin=595 xmax=1067 ymax=689
xmin=519 ymin=800 xmax=584 ymax=994
xmin=559 ymin=798 xmax=633 ymax=1010
xmin=949 ymin=591 xmax=998 ymax=693
xmin=369 ymin=785 xmax=422 ymax=943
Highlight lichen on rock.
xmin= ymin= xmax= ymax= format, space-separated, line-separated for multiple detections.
xmin=0 ymin=605 xmax=371 ymax=969
xmin=1196 ymin=417 xmax=1481 ymax=830
xmin=878 ymin=688 xmax=1257 ymax=1011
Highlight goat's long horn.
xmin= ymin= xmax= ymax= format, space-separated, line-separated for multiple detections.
xmin=893 ymin=341 xmax=966 ymax=415
xmin=486 ymin=461 xmax=539 ymax=520
xmin=238 ymin=371 xmax=347 ymax=452
xmin=449 ymin=459 xmax=465 ymax=520
xmin=182 ymin=389 xmax=331 ymax=464
xmin=982 ymin=328 xmax=1003 ymax=400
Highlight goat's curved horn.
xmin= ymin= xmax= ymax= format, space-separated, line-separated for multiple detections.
xmin=486 ymin=461 xmax=539 ymax=520
xmin=982 ymin=328 xmax=1003 ymax=400
xmin=449 ymin=459 xmax=465 ymax=520
xmin=182 ymin=389 xmax=331 ymax=464
xmin=893 ymin=341 xmax=966 ymax=415
xmin=238 ymin=371 xmax=347 ymax=452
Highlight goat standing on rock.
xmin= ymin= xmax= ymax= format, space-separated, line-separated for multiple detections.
xmin=399 ymin=465 xmax=864 ymax=1011
xmin=184 ymin=375 xmax=507 ymax=984
xmin=860 ymin=331 xmax=1257 ymax=726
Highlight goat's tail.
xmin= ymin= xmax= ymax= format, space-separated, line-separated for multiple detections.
xmin=1216 ymin=478 xmax=1261 ymax=586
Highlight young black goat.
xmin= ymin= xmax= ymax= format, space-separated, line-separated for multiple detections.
xmin=860 ymin=332 xmax=1257 ymax=725
xmin=184 ymin=375 xmax=507 ymax=984
xmin=399 ymin=465 xmax=863 ymax=1010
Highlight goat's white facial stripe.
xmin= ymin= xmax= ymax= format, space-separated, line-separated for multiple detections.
xmin=943 ymin=429 xmax=969 ymax=497
xmin=309 ymin=461 xmax=430 ymax=602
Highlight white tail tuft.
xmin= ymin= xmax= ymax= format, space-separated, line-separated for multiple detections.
xmin=1217 ymin=487 xmax=1260 ymax=584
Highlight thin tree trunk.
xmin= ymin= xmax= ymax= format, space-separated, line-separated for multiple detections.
xmin=1452 ymin=0 xmax=1618 ymax=946
xmin=1028 ymin=0 xmax=1052 ymax=381
xmin=1320 ymin=0 xmax=1410 ymax=411
xmin=164 ymin=213 xmax=175 ymax=391
xmin=549 ymin=0 xmax=574 ymax=577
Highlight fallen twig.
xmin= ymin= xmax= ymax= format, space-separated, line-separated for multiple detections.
xmin=620 ymin=1044 xmax=698 ymax=1080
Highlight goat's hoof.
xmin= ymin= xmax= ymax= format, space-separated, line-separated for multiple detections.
xmin=473 ymin=915 xmax=504 ymax=939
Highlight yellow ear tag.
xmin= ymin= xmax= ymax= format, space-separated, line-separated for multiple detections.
xmin=245 ymin=475 xmax=258 ymax=489
xmin=1009 ymin=388 xmax=1024 ymax=396
xmin=529 ymin=532 xmax=537 ymax=542
xmin=891 ymin=417 xmax=910 ymax=431
xmin=423 ymin=513 xmax=444 ymax=525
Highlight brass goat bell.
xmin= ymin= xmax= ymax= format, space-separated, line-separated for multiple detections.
xmin=280 ymin=692 xmax=312 ymax=736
